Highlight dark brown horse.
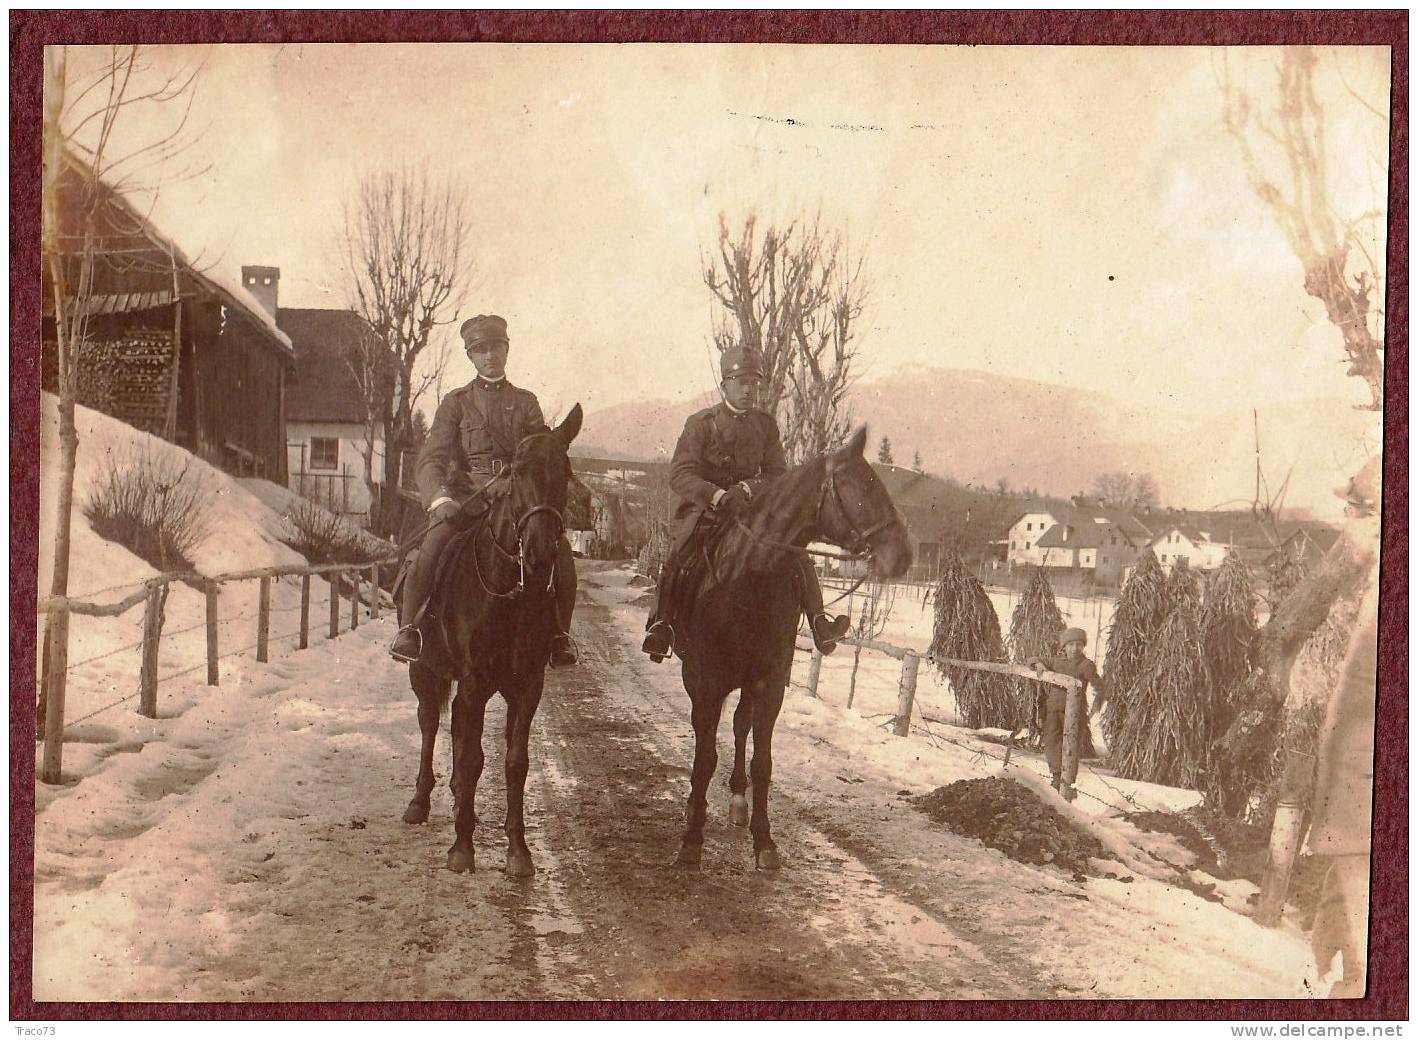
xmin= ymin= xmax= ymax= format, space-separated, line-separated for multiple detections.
xmin=401 ymin=405 xmax=582 ymax=876
xmin=673 ymin=427 xmax=912 ymax=869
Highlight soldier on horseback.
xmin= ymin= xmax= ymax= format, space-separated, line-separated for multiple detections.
xmin=641 ymin=344 xmax=851 ymax=662
xmin=390 ymin=314 xmax=578 ymax=667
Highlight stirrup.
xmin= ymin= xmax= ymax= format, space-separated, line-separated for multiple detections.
xmin=642 ymin=621 xmax=674 ymax=663
xmin=390 ymin=625 xmax=423 ymax=664
xmin=810 ymin=612 xmax=851 ymax=654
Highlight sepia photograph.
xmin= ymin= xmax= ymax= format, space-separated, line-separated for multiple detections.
xmin=19 ymin=18 xmax=1400 ymax=1016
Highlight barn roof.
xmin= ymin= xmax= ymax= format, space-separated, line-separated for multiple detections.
xmin=279 ymin=308 xmax=377 ymax=424
xmin=59 ymin=150 xmax=294 ymax=359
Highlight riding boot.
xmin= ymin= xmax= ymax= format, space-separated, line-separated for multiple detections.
xmin=391 ymin=519 xmax=459 ymax=663
xmin=549 ymin=536 xmax=579 ymax=668
xmin=794 ymin=556 xmax=851 ymax=655
xmin=642 ymin=559 xmax=680 ymax=661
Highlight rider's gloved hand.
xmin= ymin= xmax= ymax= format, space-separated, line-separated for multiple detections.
xmin=714 ymin=484 xmax=752 ymax=520
xmin=429 ymin=498 xmax=460 ymax=524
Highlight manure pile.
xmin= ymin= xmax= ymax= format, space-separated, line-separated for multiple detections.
xmin=912 ymin=777 xmax=1114 ymax=878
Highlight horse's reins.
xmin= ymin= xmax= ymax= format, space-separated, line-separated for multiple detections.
xmin=729 ymin=463 xmax=894 ymax=562
xmin=713 ymin=462 xmax=896 ymax=606
xmin=474 ymin=495 xmax=565 ymax=600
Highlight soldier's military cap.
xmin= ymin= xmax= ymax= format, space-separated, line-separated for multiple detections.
xmin=1060 ymin=627 xmax=1088 ymax=647
xmin=460 ymin=314 xmax=510 ymax=348
xmin=720 ymin=345 xmax=764 ymax=381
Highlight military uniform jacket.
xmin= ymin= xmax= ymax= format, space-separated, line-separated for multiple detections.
xmin=669 ymin=402 xmax=787 ymax=547
xmin=415 ymin=378 xmax=546 ymax=508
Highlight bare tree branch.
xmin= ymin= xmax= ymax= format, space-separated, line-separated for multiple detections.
xmin=703 ymin=212 xmax=869 ymax=464
xmin=336 ymin=163 xmax=474 ymax=533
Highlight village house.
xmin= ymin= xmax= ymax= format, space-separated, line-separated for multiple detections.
xmin=41 ymin=153 xmax=295 ymax=481
xmin=1146 ymin=521 xmax=1230 ymax=573
xmin=1005 ymin=504 xmax=1067 ymax=569
xmin=868 ymin=464 xmax=978 ymax=580
xmin=1003 ymin=499 xmax=1152 ymax=585
xmin=236 ymin=265 xmax=387 ymax=523
xmin=1145 ymin=514 xmax=1340 ymax=576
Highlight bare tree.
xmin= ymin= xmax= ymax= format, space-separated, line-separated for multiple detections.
xmin=338 ymin=164 xmax=472 ymax=534
xmin=1218 ymin=47 xmax=1387 ymax=704
xmin=702 ymin=212 xmax=867 ymax=463
xmin=846 ymin=577 xmax=897 ymax=710
xmin=1221 ymin=47 xmax=1386 ymax=412
xmin=1091 ymin=471 xmax=1160 ymax=512
xmin=40 ymin=46 xmax=204 ymax=743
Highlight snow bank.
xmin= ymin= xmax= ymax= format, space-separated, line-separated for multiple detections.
xmin=35 ymin=391 xmax=371 ymax=738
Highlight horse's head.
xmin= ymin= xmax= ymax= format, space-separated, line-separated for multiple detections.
xmin=499 ymin=404 xmax=583 ymax=578
xmin=820 ymin=427 xmax=913 ymax=579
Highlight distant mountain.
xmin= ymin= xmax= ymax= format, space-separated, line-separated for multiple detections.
xmin=575 ymin=366 xmax=1374 ymax=518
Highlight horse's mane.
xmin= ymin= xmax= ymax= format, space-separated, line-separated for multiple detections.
xmin=710 ymin=453 xmax=827 ymax=585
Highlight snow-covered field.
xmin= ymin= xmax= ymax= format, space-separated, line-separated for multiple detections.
xmin=28 ymin=394 xmax=1336 ymax=1001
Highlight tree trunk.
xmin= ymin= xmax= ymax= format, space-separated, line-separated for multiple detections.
xmin=39 ymin=387 xmax=80 ymax=739
xmin=1256 ymin=526 xmax=1374 ymax=704
xmin=378 ymin=419 xmax=404 ymax=538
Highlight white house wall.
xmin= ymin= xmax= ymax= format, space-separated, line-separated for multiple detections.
xmin=286 ymin=420 xmax=385 ymax=516
xmin=1007 ymin=512 xmax=1059 ymax=568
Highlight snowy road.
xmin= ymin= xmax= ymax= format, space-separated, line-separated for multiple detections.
xmin=33 ymin=561 xmax=1317 ymax=1001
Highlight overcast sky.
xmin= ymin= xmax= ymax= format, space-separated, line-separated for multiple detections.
xmin=65 ymin=43 xmax=1389 ymax=432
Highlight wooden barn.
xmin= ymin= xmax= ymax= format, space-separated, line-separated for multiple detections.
xmin=41 ymin=153 xmax=295 ymax=481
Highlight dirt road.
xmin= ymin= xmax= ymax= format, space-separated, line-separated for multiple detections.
xmin=97 ymin=566 xmax=1066 ymax=1002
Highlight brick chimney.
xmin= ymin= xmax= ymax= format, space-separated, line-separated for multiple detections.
xmin=241 ymin=265 xmax=280 ymax=319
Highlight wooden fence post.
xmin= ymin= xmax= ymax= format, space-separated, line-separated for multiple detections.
xmin=1059 ymin=685 xmax=1084 ymax=801
xmin=1256 ymin=747 xmax=1315 ymax=925
xmin=138 ymin=583 xmax=166 ymax=718
xmin=893 ymin=653 xmax=920 ymax=737
xmin=40 ymin=610 xmax=70 ymax=784
xmin=351 ymin=571 xmax=360 ymax=630
xmin=805 ymin=648 xmax=823 ymax=698
xmin=298 ymin=574 xmax=311 ymax=650
xmin=205 ymin=581 xmax=220 ymax=685
xmin=329 ymin=571 xmax=341 ymax=638
xmin=368 ymin=565 xmax=380 ymax=619
xmin=1256 ymin=798 xmax=1306 ymax=926
xmin=256 ymin=577 xmax=272 ymax=663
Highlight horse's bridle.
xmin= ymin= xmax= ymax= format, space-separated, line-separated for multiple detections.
xmin=475 ymin=482 xmax=566 ymax=600
xmin=816 ymin=464 xmax=898 ymax=559
xmin=727 ymin=458 xmax=897 ymax=565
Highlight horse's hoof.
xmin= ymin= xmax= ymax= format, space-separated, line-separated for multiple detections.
xmin=755 ymin=846 xmax=782 ymax=871
xmin=505 ymin=850 xmax=535 ymax=878
xmin=403 ymin=800 xmax=430 ymax=825
xmin=728 ymin=795 xmax=750 ymax=828
xmin=676 ymin=844 xmax=703 ymax=868
xmin=446 ymin=846 xmax=475 ymax=873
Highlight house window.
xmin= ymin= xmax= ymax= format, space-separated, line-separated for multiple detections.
xmin=1025 ymin=541 xmax=1031 ymax=550
xmin=1161 ymin=554 xmax=1168 ymax=563
xmin=1026 ymin=522 xmax=1032 ymax=531
xmin=1010 ymin=541 xmax=1015 ymax=551
xmin=310 ymin=437 xmax=339 ymax=470
xmin=1176 ymin=555 xmax=1189 ymax=568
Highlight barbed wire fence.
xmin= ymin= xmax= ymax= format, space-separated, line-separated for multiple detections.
xmin=35 ymin=558 xmax=396 ymax=784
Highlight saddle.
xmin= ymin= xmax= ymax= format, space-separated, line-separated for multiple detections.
xmin=660 ymin=515 xmax=736 ymax=654
xmin=393 ymin=525 xmax=480 ymax=627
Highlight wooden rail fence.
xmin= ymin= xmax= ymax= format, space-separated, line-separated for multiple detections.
xmin=802 ymin=636 xmax=1087 ymax=799
xmin=35 ymin=557 xmax=397 ymax=785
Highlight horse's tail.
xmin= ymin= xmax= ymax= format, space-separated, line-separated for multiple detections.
xmin=411 ymin=663 xmax=454 ymax=716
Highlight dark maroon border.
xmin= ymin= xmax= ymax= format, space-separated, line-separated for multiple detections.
xmin=10 ymin=9 xmax=1408 ymax=1024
